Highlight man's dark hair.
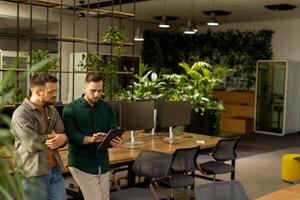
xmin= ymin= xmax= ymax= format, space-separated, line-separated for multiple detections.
xmin=30 ymin=73 xmax=57 ymax=89
xmin=85 ymin=72 xmax=103 ymax=83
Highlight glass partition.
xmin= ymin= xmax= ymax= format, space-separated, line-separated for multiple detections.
xmin=255 ymin=61 xmax=286 ymax=134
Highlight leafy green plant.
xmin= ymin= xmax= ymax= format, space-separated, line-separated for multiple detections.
xmin=0 ymin=73 xmax=26 ymax=199
xmin=30 ymin=50 xmax=58 ymax=74
xmin=78 ymin=53 xmax=110 ymax=72
xmin=0 ymin=83 xmax=26 ymax=104
xmin=103 ymin=26 xmax=126 ymax=56
xmin=0 ymin=57 xmax=56 ymax=199
xmin=118 ymin=64 xmax=165 ymax=100
xmin=118 ymin=61 xmax=230 ymax=114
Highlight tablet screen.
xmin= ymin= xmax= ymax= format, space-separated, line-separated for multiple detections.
xmin=97 ymin=129 xmax=125 ymax=151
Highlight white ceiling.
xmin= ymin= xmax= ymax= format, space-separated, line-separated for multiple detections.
xmin=117 ymin=0 xmax=300 ymax=27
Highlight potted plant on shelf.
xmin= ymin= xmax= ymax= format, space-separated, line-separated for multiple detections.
xmin=77 ymin=26 xmax=127 ymax=100
xmin=0 ymin=50 xmax=59 ymax=105
xmin=102 ymin=26 xmax=126 ymax=57
xmin=30 ymin=50 xmax=59 ymax=74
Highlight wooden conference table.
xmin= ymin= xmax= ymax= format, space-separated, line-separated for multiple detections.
xmin=1 ymin=131 xmax=221 ymax=174
xmin=256 ymin=184 xmax=300 ymax=200
xmin=59 ymin=131 xmax=221 ymax=174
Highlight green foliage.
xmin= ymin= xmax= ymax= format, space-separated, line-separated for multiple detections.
xmin=0 ymin=88 xmax=24 ymax=199
xmin=103 ymin=26 xmax=126 ymax=56
xmin=30 ymin=50 xmax=58 ymax=74
xmin=0 ymin=56 xmax=56 ymax=199
xmin=78 ymin=53 xmax=110 ymax=72
xmin=0 ymin=83 xmax=26 ymax=104
xmin=118 ymin=64 xmax=165 ymax=101
xmin=142 ymin=29 xmax=274 ymax=90
xmin=117 ymin=61 xmax=231 ymax=113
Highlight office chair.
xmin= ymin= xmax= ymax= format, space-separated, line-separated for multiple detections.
xmin=110 ymin=150 xmax=173 ymax=200
xmin=158 ymin=147 xmax=199 ymax=200
xmin=197 ymin=137 xmax=239 ymax=181
xmin=195 ymin=180 xmax=249 ymax=200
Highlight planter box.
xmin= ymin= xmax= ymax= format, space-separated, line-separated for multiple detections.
xmin=187 ymin=110 xmax=217 ymax=135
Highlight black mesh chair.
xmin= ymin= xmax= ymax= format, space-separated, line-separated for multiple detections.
xmin=197 ymin=137 xmax=239 ymax=181
xmin=111 ymin=150 xmax=173 ymax=200
xmin=158 ymin=147 xmax=199 ymax=200
xmin=195 ymin=180 xmax=249 ymax=200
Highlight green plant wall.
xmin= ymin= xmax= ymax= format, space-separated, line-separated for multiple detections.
xmin=142 ymin=29 xmax=274 ymax=90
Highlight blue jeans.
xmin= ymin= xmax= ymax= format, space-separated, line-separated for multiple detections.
xmin=22 ymin=166 xmax=67 ymax=200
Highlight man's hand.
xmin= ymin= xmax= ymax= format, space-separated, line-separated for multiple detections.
xmin=45 ymin=130 xmax=68 ymax=149
xmin=91 ymin=132 xmax=107 ymax=143
xmin=83 ymin=132 xmax=106 ymax=144
xmin=110 ymin=136 xmax=123 ymax=148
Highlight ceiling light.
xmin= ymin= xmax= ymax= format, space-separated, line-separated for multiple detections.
xmin=207 ymin=12 xmax=219 ymax=26
xmin=159 ymin=15 xmax=170 ymax=28
xmin=184 ymin=20 xmax=195 ymax=34
xmin=192 ymin=20 xmax=198 ymax=32
xmin=134 ymin=28 xmax=144 ymax=41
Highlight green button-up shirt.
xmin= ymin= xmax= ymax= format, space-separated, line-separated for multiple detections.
xmin=62 ymin=97 xmax=117 ymax=175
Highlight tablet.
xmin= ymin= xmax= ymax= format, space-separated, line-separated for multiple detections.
xmin=97 ymin=129 xmax=125 ymax=151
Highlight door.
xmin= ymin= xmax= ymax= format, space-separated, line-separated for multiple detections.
xmin=255 ymin=61 xmax=286 ymax=134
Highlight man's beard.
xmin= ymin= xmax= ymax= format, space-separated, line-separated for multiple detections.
xmin=42 ymin=97 xmax=56 ymax=105
xmin=91 ymin=97 xmax=100 ymax=102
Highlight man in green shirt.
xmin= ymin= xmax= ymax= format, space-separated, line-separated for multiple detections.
xmin=62 ymin=72 xmax=122 ymax=200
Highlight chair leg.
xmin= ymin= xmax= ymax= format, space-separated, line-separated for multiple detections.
xmin=231 ymin=171 xmax=235 ymax=180
xmin=170 ymin=188 xmax=175 ymax=200
xmin=231 ymin=160 xmax=236 ymax=180
xmin=150 ymin=183 xmax=159 ymax=200
xmin=213 ymin=174 xmax=216 ymax=182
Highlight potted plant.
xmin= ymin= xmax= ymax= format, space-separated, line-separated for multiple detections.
xmin=118 ymin=64 xmax=165 ymax=101
xmin=116 ymin=61 xmax=230 ymax=135
xmin=102 ymin=26 xmax=126 ymax=57
xmin=182 ymin=61 xmax=232 ymax=135
xmin=30 ymin=50 xmax=59 ymax=74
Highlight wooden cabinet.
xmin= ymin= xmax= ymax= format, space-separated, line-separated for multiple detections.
xmin=214 ymin=90 xmax=255 ymax=134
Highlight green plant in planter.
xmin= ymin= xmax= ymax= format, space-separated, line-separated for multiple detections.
xmin=30 ymin=50 xmax=58 ymax=74
xmin=118 ymin=64 xmax=165 ymax=100
xmin=176 ymin=61 xmax=230 ymax=113
xmin=103 ymin=26 xmax=126 ymax=56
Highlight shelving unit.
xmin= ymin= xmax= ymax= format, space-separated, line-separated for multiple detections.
xmin=0 ymin=0 xmax=137 ymax=102
xmin=6 ymin=0 xmax=59 ymax=7
xmin=214 ymin=90 xmax=255 ymax=135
